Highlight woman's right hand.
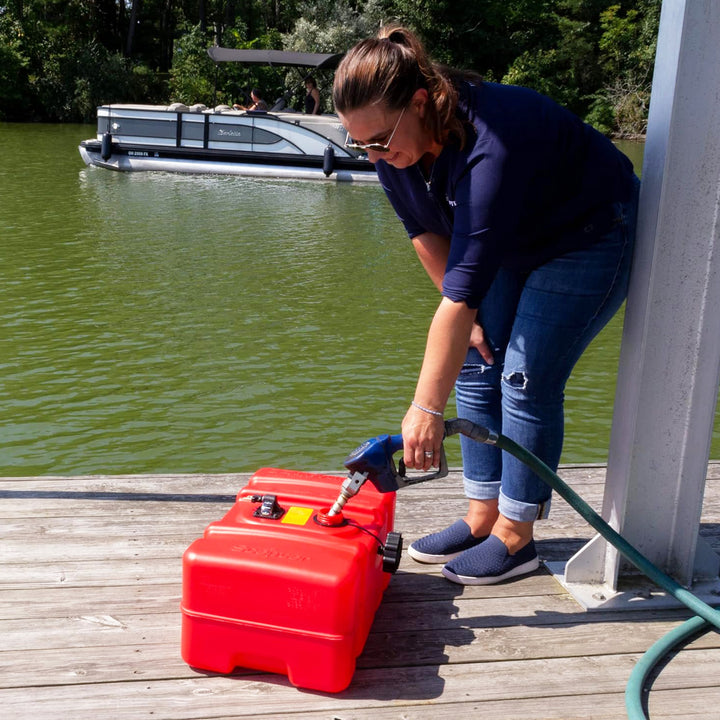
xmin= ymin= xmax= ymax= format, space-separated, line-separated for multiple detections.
xmin=405 ymin=297 xmax=478 ymax=469
xmin=402 ymin=402 xmax=445 ymax=471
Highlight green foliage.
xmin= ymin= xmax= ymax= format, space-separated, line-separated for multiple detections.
xmin=0 ymin=0 xmax=661 ymax=133
xmin=168 ymin=24 xmax=217 ymax=105
xmin=584 ymin=95 xmax=616 ymax=136
xmin=502 ymin=13 xmax=598 ymax=116
xmin=389 ymin=0 xmax=660 ymax=135
xmin=27 ymin=38 xmax=164 ymax=122
xmin=0 ymin=16 xmax=31 ymax=119
xmin=283 ymin=0 xmax=385 ymax=54
xmin=281 ymin=0 xmax=386 ymax=111
xmin=592 ymin=1 xmax=659 ymax=136
xmin=178 ymin=27 xmax=303 ymax=109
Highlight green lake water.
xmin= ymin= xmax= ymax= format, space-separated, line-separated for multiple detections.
xmin=0 ymin=125 xmax=716 ymax=476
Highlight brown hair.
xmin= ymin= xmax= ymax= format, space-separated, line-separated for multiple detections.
xmin=333 ymin=25 xmax=468 ymax=146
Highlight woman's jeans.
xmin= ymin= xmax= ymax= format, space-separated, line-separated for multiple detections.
xmin=455 ymin=184 xmax=640 ymax=522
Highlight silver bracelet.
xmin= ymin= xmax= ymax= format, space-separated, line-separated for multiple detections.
xmin=411 ymin=400 xmax=443 ymax=418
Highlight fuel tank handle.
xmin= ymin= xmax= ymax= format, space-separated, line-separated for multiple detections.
xmin=252 ymin=494 xmax=285 ymax=520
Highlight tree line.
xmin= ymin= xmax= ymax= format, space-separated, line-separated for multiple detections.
xmin=0 ymin=0 xmax=660 ymax=136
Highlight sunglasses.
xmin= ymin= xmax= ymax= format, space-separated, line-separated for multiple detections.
xmin=344 ymin=106 xmax=406 ymax=153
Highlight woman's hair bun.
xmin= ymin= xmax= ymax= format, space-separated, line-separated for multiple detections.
xmin=386 ymin=28 xmax=408 ymax=45
xmin=378 ymin=24 xmax=411 ymax=47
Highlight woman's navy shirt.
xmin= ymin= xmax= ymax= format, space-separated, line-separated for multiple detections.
xmin=375 ymin=81 xmax=637 ymax=308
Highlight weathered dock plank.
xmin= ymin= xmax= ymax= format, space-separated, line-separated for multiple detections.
xmin=1 ymin=465 xmax=719 ymax=719
xmin=2 ymin=651 xmax=720 ymax=719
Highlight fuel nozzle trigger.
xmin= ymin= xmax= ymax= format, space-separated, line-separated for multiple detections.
xmin=345 ymin=432 xmax=449 ymax=492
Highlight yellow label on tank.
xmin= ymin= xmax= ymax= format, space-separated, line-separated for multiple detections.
xmin=281 ymin=506 xmax=314 ymax=526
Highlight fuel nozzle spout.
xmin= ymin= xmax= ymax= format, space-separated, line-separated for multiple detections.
xmin=327 ymin=472 xmax=368 ymax=516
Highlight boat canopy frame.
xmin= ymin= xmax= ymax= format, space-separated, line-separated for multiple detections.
xmin=207 ymin=47 xmax=345 ymax=110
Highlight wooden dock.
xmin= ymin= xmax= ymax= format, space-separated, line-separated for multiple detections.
xmin=2 ymin=465 xmax=720 ymax=719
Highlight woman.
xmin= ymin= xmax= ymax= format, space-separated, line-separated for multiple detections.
xmin=333 ymin=26 xmax=639 ymax=586
xmin=304 ymin=76 xmax=322 ymax=114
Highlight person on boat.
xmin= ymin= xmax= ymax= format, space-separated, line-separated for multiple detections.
xmin=233 ymin=88 xmax=268 ymax=112
xmin=333 ymin=26 xmax=639 ymax=586
xmin=304 ymin=76 xmax=322 ymax=114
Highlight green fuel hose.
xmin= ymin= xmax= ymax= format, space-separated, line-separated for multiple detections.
xmin=444 ymin=419 xmax=720 ymax=719
xmin=624 ymin=615 xmax=710 ymax=718
xmin=493 ymin=433 xmax=720 ymax=719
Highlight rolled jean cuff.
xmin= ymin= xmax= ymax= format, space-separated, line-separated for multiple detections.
xmin=463 ymin=475 xmax=501 ymax=501
xmin=499 ymin=490 xmax=551 ymax=522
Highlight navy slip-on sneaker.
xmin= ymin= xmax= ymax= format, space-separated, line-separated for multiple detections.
xmin=407 ymin=519 xmax=488 ymax=564
xmin=442 ymin=534 xmax=540 ymax=585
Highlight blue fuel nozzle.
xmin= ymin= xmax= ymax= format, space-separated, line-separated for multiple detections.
xmin=342 ymin=433 xmax=449 ymax=493
xmin=343 ymin=434 xmax=406 ymax=493
xmin=328 ymin=419 xmax=496 ymax=515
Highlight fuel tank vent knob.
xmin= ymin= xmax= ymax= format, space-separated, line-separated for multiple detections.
xmin=382 ymin=532 xmax=403 ymax=574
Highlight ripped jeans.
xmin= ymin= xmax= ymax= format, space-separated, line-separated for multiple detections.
xmin=455 ymin=189 xmax=639 ymax=522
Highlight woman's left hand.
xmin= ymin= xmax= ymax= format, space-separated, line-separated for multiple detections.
xmin=470 ymin=322 xmax=494 ymax=365
xmin=402 ymin=403 xmax=445 ymax=471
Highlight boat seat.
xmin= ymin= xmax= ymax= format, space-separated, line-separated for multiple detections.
xmin=271 ymin=92 xmax=295 ymax=112
xmin=168 ymin=102 xmax=189 ymax=112
xmin=214 ymin=105 xmax=232 ymax=113
xmin=189 ymin=104 xmax=207 ymax=112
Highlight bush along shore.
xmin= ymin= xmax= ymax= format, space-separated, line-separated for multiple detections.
xmin=0 ymin=1 xmax=660 ymax=137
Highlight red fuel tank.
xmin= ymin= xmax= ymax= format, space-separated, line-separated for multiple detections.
xmin=181 ymin=468 xmax=399 ymax=692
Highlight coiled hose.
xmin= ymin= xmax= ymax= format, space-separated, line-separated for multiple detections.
xmin=444 ymin=418 xmax=720 ymax=719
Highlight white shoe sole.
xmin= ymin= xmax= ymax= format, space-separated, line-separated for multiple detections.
xmin=441 ymin=556 xmax=540 ymax=585
xmin=407 ymin=545 xmax=467 ymax=564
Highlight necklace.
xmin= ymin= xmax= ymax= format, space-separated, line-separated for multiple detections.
xmin=419 ymin=157 xmax=437 ymax=192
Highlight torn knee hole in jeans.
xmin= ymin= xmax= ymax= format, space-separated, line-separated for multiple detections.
xmin=502 ymin=371 xmax=529 ymax=390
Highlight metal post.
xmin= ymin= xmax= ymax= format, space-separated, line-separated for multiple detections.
xmin=547 ymin=0 xmax=720 ymax=610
